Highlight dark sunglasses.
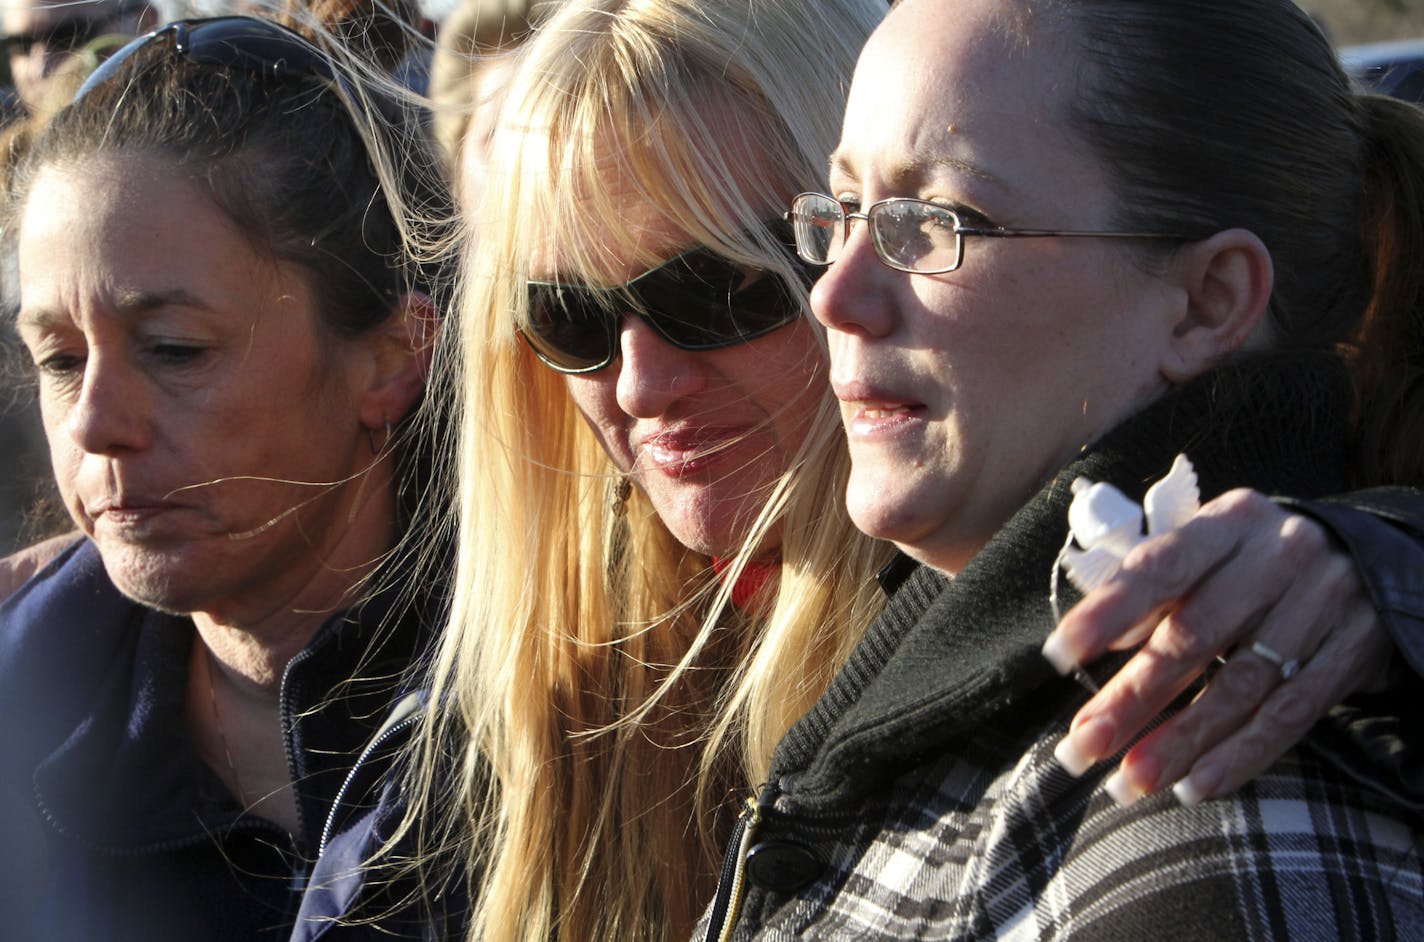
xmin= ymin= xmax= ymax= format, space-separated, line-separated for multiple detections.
xmin=520 ymin=223 xmax=818 ymax=374
xmin=74 ymin=15 xmax=341 ymax=102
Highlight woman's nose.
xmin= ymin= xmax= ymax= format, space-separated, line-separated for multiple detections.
xmin=809 ymin=221 xmax=898 ymax=339
xmin=64 ymin=353 xmax=151 ymax=456
xmin=614 ymin=314 xmax=710 ymax=418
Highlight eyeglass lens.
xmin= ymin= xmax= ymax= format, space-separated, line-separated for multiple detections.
xmin=790 ymin=193 xmax=964 ymax=273
xmin=524 ymin=285 xmax=616 ymax=372
xmin=788 ymin=195 xmax=847 ymax=266
xmin=871 ymin=200 xmax=960 ymax=272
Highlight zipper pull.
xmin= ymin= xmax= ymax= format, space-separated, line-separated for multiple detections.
xmin=703 ymin=782 xmax=775 ymax=942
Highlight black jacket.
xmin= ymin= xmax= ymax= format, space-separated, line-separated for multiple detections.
xmin=0 ymin=539 xmax=430 ymax=942
xmin=289 ymin=688 xmax=468 ymax=941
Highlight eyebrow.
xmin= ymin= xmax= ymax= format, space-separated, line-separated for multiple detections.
xmin=827 ymin=146 xmax=1005 ymax=191
xmin=17 ymin=288 xmax=216 ymax=332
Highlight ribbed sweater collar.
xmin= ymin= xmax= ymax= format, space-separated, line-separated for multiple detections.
xmin=770 ymin=354 xmax=1353 ymax=810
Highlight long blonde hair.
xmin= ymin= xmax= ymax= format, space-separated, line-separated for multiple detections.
xmin=406 ymin=2 xmax=891 ymax=938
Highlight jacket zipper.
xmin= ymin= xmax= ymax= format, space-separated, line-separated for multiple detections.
xmin=278 ymin=644 xmax=322 ymax=897
xmin=703 ymin=780 xmax=780 ymax=942
xmin=319 ymin=709 xmax=422 ymax=855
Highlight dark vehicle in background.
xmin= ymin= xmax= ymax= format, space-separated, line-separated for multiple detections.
xmin=1341 ymin=38 xmax=1424 ymax=104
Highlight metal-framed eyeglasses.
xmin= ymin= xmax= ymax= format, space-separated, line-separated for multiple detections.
xmin=786 ymin=192 xmax=1191 ymax=275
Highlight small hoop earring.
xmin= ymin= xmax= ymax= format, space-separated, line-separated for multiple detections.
xmin=367 ymin=418 xmax=393 ymax=456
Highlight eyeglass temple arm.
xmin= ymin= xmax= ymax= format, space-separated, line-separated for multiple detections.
xmin=954 ymin=225 xmax=1189 ymax=240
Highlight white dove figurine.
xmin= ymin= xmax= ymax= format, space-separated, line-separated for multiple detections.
xmin=1060 ymin=453 xmax=1200 ymax=594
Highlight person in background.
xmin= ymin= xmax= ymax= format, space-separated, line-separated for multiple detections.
xmin=0 ymin=0 xmax=152 ymax=113
xmin=300 ymin=1 xmax=1424 ymax=941
xmin=280 ymin=0 xmax=423 ymax=78
xmin=0 ymin=10 xmax=456 ymax=941
xmin=425 ymin=0 xmax=541 ymax=179
xmin=696 ymin=0 xmax=1424 ymax=937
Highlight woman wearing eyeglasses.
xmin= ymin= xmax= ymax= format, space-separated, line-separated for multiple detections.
xmin=696 ymin=0 xmax=1424 ymax=937
xmin=285 ymin=1 xmax=1424 ymax=941
xmin=0 ymin=12 xmax=456 ymax=942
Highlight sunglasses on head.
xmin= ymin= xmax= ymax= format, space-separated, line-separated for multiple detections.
xmin=74 ymin=15 xmax=342 ymax=102
xmin=520 ymin=222 xmax=818 ymax=374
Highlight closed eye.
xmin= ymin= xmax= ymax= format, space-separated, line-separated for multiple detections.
xmin=146 ymin=342 xmax=210 ymax=366
xmin=35 ymin=352 xmax=84 ymax=378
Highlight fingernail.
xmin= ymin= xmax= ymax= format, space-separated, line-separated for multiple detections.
xmin=1172 ymin=765 xmax=1220 ymax=808
xmin=1105 ymin=768 xmax=1144 ymax=807
xmin=1041 ymin=631 xmax=1079 ymax=675
xmin=1054 ymin=717 xmax=1113 ymax=777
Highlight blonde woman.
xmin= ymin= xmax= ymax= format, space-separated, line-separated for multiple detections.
xmin=418 ymin=5 xmax=890 ymax=938
xmin=298 ymin=1 xmax=1424 ymax=939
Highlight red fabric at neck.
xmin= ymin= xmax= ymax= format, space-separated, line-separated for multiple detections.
xmin=711 ymin=557 xmax=776 ymax=610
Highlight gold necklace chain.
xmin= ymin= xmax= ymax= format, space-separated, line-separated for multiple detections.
xmin=204 ymin=646 xmax=250 ymax=809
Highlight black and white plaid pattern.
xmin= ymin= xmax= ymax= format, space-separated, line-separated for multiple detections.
xmin=725 ymin=716 xmax=1424 ymax=939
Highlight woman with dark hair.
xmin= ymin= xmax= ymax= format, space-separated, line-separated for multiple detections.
xmin=0 ymin=13 xmax=456 ymax=941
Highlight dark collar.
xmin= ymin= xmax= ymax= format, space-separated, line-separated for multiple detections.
xmin=8 ymin=542 xmax=431 ymax=852
xmin=773 ymin=353 xmax=1354 ymax=809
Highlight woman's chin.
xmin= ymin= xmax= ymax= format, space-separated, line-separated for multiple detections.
xmin=659 ymin=520 xmax=749 ymax=560
xmin=844 ymin=468 xmax=927 ymax=544
xmin=97 ymin=543 xmax=209 ymax=615
xmin=640 ymin=473 xmax=782 ymax=559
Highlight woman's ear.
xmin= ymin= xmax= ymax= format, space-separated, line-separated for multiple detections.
xmin=1159 ymin=228 xmax=1274 ymax=384
xmin=359 ymin=292 xmax=439 ymax=431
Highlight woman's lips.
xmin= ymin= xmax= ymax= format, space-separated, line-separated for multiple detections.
xmin=852 ymin=402 xmax=919 ymax=419
xmin=844 ymin=401 xmax=927 ymax=437
xmin=88 ymin=496 xmax=178 ymax=529
xmin=833 ymin=380 xmax=928 ymax=437
xmin=99 ymin=505 xmax=164 ymax=522
xmin=637 ymin=428 xmax=752 ymax=477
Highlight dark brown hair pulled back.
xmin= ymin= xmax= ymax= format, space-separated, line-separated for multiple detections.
xmin=3 ymin=15 xmax=458 ymax=530
xmin=1058 ymin=0 xmax=1424 ymax=484
xmin=9 ymin=18 xmax=454 ymax=342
